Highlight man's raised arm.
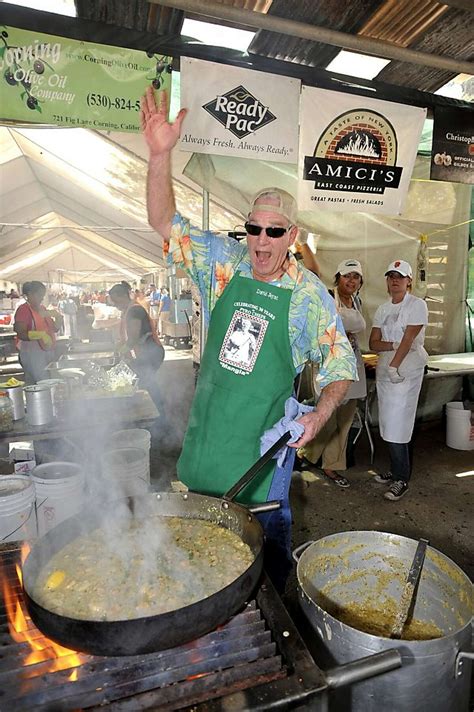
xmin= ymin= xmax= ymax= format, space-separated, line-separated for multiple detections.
xmin=140 ymin=86 xmax=187 ymax=242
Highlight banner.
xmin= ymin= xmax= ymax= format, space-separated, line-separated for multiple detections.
xmin=430 ymin=106 xmax=474 ymax=185
xmin=179 ymin=57 xmax=299 ymax=163
xmin=0 ymin=25 xmax=171 ymax=131
xmin=298 ymin=87 xmax=426 ymax=214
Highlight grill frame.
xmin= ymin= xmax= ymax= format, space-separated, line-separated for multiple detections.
xmin=0 ymin=541 xmax=329 ymax=711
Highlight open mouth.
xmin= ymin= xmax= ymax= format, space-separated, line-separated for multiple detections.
xmin=255 ymin=250 xmax=271 ymax=265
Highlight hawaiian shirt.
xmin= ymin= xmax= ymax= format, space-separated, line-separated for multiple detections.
xmin=166 ymin=213 xmax=357 ymax=387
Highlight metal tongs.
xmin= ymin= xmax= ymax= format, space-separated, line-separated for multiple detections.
xmin=391 ymin=537 xmax=429 ymax=639
xmin=223 ymin=431 xmax=292 ymax=512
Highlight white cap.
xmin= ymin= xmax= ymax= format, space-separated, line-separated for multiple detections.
xmin=385 ymin=260 xmax=412 ymax=278
xmin=336 ymin=258 xmax=363 ymax=277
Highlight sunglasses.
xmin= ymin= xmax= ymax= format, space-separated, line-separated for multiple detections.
xmin=244 ymin=222 xmax=290 ymax=239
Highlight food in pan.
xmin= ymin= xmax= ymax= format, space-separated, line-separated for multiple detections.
xmin=327 ymin=600 xmax=442 ymax=640
xmin=32 ymin=516 xmax=254 ymax=621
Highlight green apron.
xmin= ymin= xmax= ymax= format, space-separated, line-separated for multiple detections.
xmin=178 ymin=271 xmax=296 ymax=504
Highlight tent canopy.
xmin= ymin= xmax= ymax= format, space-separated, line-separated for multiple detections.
xmin=0 ymin=125 xmax=242 ymax=286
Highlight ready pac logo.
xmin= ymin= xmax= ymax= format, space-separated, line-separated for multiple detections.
xmin=304 ymin=109 xmax=403 ymax=194
xmin=202 ymin=85 xmax=276 ymax=139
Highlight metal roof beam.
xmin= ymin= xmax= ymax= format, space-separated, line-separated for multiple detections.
xmin=437 ymin=0 xmax=473 ymax=11
xmin=148 ymin=0 xmax=474 ymax=75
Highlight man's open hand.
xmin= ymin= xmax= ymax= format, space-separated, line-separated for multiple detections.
xmin=140 ymin=87 xmax=187 ymax=156
xmin=289 ymin=411 xmax=325 ymax=449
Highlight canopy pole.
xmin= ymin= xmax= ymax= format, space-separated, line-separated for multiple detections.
xmin=199 ymin=188 xmax=210 ymax=360
xmin=148 ymin=0 xmax=474 ymax=75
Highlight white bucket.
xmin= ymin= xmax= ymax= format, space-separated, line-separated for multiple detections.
xmin=32 ymin=462 xmax=85 ymax=537
xmin=101 ymin=447 xmax=150 ymax=498
xmin=108 ymin=429 xmax=151 ymax=482
xmin=0 ymin=475 xmax=37 ymax=542
xmin=446 ymin=402 xmax=474 ymax=451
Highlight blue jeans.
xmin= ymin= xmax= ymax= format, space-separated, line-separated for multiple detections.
xmin=256 ymin=446 xmax=295 ymax=593
xmin=387 ymin=441 xmax=411 ymax=483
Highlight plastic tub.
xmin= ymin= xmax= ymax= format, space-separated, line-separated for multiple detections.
xmin=0 ymin=475 xmax=37 ymax=542
xmin=108 ymin=429 xmax=151 ymax=482
xmin=100 ymin=447 xmax=150 ymax=498
xmin=32 ymin=462 xmax=85 ymax=537
xmin=446 ymin=402 xmax=474 ymax=451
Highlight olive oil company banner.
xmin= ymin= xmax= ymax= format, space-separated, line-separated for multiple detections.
xmin=299 ymin=86 xmax=426 ymax=215
xmin=0 ymin=26 xmax=172 ymax=131
xmin=179 ymin=57 xmax=300 ymax=163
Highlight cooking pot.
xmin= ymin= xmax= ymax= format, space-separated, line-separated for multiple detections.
xmin=294 ymin=531 xmax=472 ymax=712
xmin=22 ymin=434 xmax=290 ymax=656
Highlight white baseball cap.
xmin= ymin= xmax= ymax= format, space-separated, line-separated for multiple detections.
xmin=336 ymin=259 xmax=363 ymax=277
xmin=385 ymin=260 xmax=412 ymax=278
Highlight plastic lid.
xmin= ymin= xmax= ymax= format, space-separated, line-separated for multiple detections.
xmin=0 ymin=476 xmax=32 ymax=496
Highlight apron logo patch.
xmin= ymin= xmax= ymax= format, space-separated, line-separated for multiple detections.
xmin=219 ymin=310 xmax=268 ymax=374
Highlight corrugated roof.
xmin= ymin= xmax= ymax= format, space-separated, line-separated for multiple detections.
xmin=376 ymin=6 xmax=474 ymax=91
xmin=248 ymin=0 xmax=385 ymax=67
xmin=73 ymin=0 xmax=473 ymax=96
xmin=75 ymin=0 xmax=184 ymax=35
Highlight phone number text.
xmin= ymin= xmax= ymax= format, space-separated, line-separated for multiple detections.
xmin=86 ymin=93 xmax=140 ymax=111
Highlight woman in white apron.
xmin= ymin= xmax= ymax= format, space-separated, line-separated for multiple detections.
xmin=298 ymin=259 xmax=366 ymax=487
xmin=369 ymin=260 xmax=428 ymax=501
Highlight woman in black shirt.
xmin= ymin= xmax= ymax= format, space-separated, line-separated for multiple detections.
xmin=109 ymin=282 xmax=165 ymax=411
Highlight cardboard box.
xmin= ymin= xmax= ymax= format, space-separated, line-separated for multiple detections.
xmin=14 ymin=460 xmax=36 ymax=474
xmin=9 ymin=441 xmax=35 ymax=462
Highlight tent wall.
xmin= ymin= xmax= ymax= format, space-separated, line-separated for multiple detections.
xmin=184 ymin=153 xmax=471 ymax=356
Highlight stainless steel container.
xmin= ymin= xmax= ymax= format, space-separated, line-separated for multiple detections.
xmin=5 ymin=385 xmax=25 ymax=420
xmin=24 ymin=385 xmax=54 ymax=426
xmin=37 ymin=379 xmax=67 ymax=417
xmin=294 ymin=531 xmax=472 ymax=712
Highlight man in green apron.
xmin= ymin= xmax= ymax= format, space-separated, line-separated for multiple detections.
xmin=141 ymin=88 xmax=357 ymax=589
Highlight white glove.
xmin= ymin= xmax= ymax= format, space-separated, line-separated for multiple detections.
xmin=388 ymin=366 xmax=405 ymax=383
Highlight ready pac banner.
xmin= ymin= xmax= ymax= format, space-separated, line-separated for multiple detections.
xmin=179 ymin=57 xmax=300 ymax=163
xmin=430 ymin=106 xmax=474 ymax=185
xmin=0 ymin=25 xmax=171 ymax=131
xmin=299 ymin=86 xmax=426 ymax=214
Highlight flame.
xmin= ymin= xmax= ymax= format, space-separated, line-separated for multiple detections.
xmin=187 ymin=672 xmax=210 ymax=681
xmin=20 ymin=542 xmax=31 ymax=566
xmin=1 ymin=547 xmax=82 ymax=680
xmin=186 ymin=641 xmax=211 ymax=681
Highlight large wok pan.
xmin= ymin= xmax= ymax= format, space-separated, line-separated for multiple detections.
xmin=22 ymin=433 xmax=291 ymax=656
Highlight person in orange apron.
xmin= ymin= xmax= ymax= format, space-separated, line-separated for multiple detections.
xmin=109 ymin=281 xmax=165 ymax=412
xmin=140 ymin=87 xmax=357 ymax=589
xmin=14 ymin=281 xmax=59 ymax=385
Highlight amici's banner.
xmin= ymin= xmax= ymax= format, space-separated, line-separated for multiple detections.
xmin=298 ymin=86 xmax=426 ymax=214
xmin=0 ymin=25 xmax=171 ymax=132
